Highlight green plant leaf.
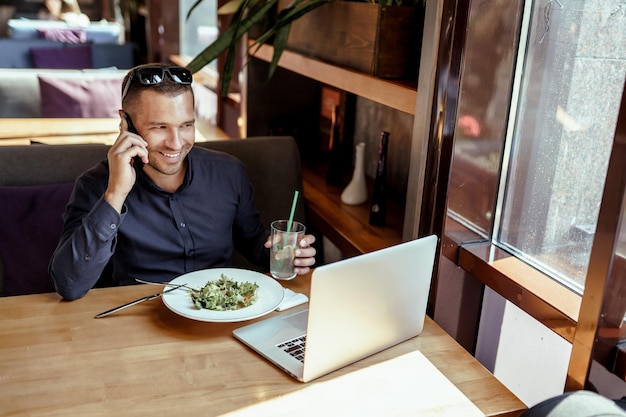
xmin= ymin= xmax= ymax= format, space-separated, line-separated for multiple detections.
xmin=220 ymin=37 xmax=238 ymax=96
xmin=187 ymin=0 xmax=278 ymax=74
xmin=217 ymin=0 xmax=248 ymax=96
xmin=268 ymin=23 xmax=290 ymax=79
xmin=185 ymin=0 xmax=205 ymax=20
xmin=188 ymin=0 xmax=337 ymax=95
xmin=249 ymin=0 xmax=335 ymax=59
xmin=253 ymin=0 xmax=335 ymax=79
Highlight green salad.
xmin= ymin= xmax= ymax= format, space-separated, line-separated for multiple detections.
xmin=190 ymin=274 xmax=259 ymax=311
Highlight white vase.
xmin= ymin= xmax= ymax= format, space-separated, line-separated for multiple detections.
xmin=341 ymin=142 xmax=368 ymax=205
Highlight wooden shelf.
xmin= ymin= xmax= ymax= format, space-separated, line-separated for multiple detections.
xmin=250 ymin=44 xmax=417 ymax=115
xmin=302 ymin=165 xmax=404 ymax=257
xmin=247 ymin=43 xmax=411 ymax=256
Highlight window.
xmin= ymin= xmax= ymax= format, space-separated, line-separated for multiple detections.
xmin=498 ymin=0 xmax=625 ymax=292
xmin=449 ymin=0 xmax=626 ymax=293
xmin=178 ymin=0 xmax=219 ymax=124
xmin=179 ymin=0 xmax=218 ymax=68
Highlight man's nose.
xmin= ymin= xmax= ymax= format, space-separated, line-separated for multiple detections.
xmin=164 ymin=128 xmax=184 ymax=149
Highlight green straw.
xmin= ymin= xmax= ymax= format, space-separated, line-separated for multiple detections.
xmin=286 ymin=190 xmax=300 ymax=235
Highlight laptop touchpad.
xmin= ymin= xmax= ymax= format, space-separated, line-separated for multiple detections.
xmin=282 ymin=309 xmax=308 ymax=332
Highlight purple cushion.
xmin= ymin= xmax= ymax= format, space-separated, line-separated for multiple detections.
xmin=37 ymin=28 xmax=87 ymax=44
xmin=38 ymin=75 xmax=122 ymax=118
xmin=0 ymin=183 xmax=74 ymax=296
xmin=30 ymin=44 xmax=93 ymax=69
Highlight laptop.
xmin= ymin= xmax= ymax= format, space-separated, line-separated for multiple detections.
xmin=232 ymin=234 xmax=438 ymax=383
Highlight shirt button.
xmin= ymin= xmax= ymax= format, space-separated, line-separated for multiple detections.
xmin=110 ymin=223 xmax=117 ymax=229
xmin=84 ymin=254 xmax=91 ymax=261
xmin=180 ymin=222 xmax=186 ymax=228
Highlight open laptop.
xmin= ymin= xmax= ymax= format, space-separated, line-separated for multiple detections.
xmin=232 ymin=234 xmax=438 ymax=383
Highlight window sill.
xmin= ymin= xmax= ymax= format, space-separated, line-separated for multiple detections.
xmin=443 ymin=223 xmax=581 ymax=343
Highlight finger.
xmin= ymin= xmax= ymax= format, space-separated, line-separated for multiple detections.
xmin=294 ymin=266 xmax=311 ymax=275
xmin=112 ymin=137 xmax=147 ymax=159
xmin=133 ymin=145 xmax=149 ymax=165
xmin=295 ymin=247 xmax=316 ymax=258
xmin=294 ymin=255 xmax=315 ymax=266
xmin=109 ymin=142 xmax=148 ymax=171
xmin=112 ymin=128 xmax=144 ymax=152
xmin=299 ymin=235 xmax=316 ymax=248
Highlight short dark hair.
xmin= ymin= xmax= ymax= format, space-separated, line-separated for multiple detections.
xmin=121 ymin=63 xmax=194 ymax=109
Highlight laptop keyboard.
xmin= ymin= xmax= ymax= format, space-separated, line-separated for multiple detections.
xmin=277 ymin=335 xmax=307 ymax=362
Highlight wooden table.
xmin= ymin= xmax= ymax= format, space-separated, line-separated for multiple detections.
xmin=0 ymin=274 xmax=526 ymax=416
xmin=0 ymin=118 xmax=228 ymax=146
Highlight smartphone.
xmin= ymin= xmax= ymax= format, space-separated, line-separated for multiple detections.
xmin=123 ymin=113 xmax=144 ymax=168
xmin=123 ymin=112 xmax=138 ymax=134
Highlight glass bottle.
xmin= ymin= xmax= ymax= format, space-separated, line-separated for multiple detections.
xmin=369 ymin=131 xmax=389 ymax=226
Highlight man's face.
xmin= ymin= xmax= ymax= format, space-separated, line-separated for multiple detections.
xmin=131 ymin=89 xmax=196 ymax=181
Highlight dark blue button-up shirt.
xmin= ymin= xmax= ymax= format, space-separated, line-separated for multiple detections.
xmin=50 ymin=147 xmax=269 ymax=300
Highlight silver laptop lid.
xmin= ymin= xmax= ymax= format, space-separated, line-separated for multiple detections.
xmin=302 ymin=234 xmax=438 ymax=382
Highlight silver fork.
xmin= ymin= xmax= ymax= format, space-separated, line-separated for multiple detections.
xmin=135 ymin=278 xmax=197 ymax=292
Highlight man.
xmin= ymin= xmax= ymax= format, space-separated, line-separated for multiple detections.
xmin=41 ymin=0 xmax=90 ymax=26
xmin=50 ymin=63 xmax=316 ymax=300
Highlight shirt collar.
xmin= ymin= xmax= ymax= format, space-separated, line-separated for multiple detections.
xmin=134 ymin=150 xmax=194 ymax=193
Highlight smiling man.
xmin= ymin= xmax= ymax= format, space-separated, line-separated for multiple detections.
xmin=50 ymin=63 xmax=316 ymax=300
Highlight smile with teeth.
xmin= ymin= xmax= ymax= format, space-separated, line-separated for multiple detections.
xmin=161 ymin=151 xmax=181 ymax=159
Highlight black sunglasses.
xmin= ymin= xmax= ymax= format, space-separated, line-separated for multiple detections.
xmin=121 ymin=66 xmax=193 ymax=100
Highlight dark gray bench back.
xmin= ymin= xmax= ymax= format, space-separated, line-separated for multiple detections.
xmin=0 ymin=136 xmax=304 ymax=295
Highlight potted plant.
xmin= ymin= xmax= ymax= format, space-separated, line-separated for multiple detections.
xmin=186 ymin=0 xmax=425 ymax=96
xmin=281 ymin=0 xmax=425 ymax=79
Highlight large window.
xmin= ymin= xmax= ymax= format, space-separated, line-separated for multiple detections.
xmin=179 ymin=0 xmax=218 ymax=66
xmin=449 ymin=0 xmax=626 ymax=294
xmin=178 ymin=0 xmax=219 ymax=124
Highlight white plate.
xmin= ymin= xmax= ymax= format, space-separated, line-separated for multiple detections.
xmin=162 ymin=268 xmax=285 ymax=322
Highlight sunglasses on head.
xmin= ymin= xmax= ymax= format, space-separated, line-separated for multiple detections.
xmin=121 ymin=66 xmax=193 ymax=100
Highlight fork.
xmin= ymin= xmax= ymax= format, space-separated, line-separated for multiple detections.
xmin=135 ymin=278 xmax=197 ymax=292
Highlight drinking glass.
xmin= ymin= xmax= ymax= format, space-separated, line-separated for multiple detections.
xmin=270 ymin=220 xmax=306 ymax=280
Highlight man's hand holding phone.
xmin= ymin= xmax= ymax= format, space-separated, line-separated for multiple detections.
xmin=104 ymin=112 xmax=149 ymax=213
xmin=123 ymin=113 xmax=146 ymax=169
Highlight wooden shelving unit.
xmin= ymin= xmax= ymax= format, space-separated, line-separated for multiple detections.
xmin=302 ymin=165 xmax=404 ymax=257
xmin=249 ymin=43 xmax=416 ymax=256
xmin=250 ymin=44 xmax=418 ymax=115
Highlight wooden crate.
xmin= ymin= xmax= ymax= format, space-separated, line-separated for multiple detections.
xmin=282 ymin=1 xmax=424 ymax=79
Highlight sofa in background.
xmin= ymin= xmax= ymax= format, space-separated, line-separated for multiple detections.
xmin=0 ymin=137 xmax=306 ymax=296
xmin=0 ymin=38 xmax=137 ymax=69
xmin=7 ymin=19 xmax=122 ymax=44
xmin=0 ymin=68 xmax=128 ymax=118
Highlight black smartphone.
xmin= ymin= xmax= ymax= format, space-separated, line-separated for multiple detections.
xmin=123 ymin=112 xmax=144 ymax=168
xmin=123 ymin=112 xmax=138 ymax=134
